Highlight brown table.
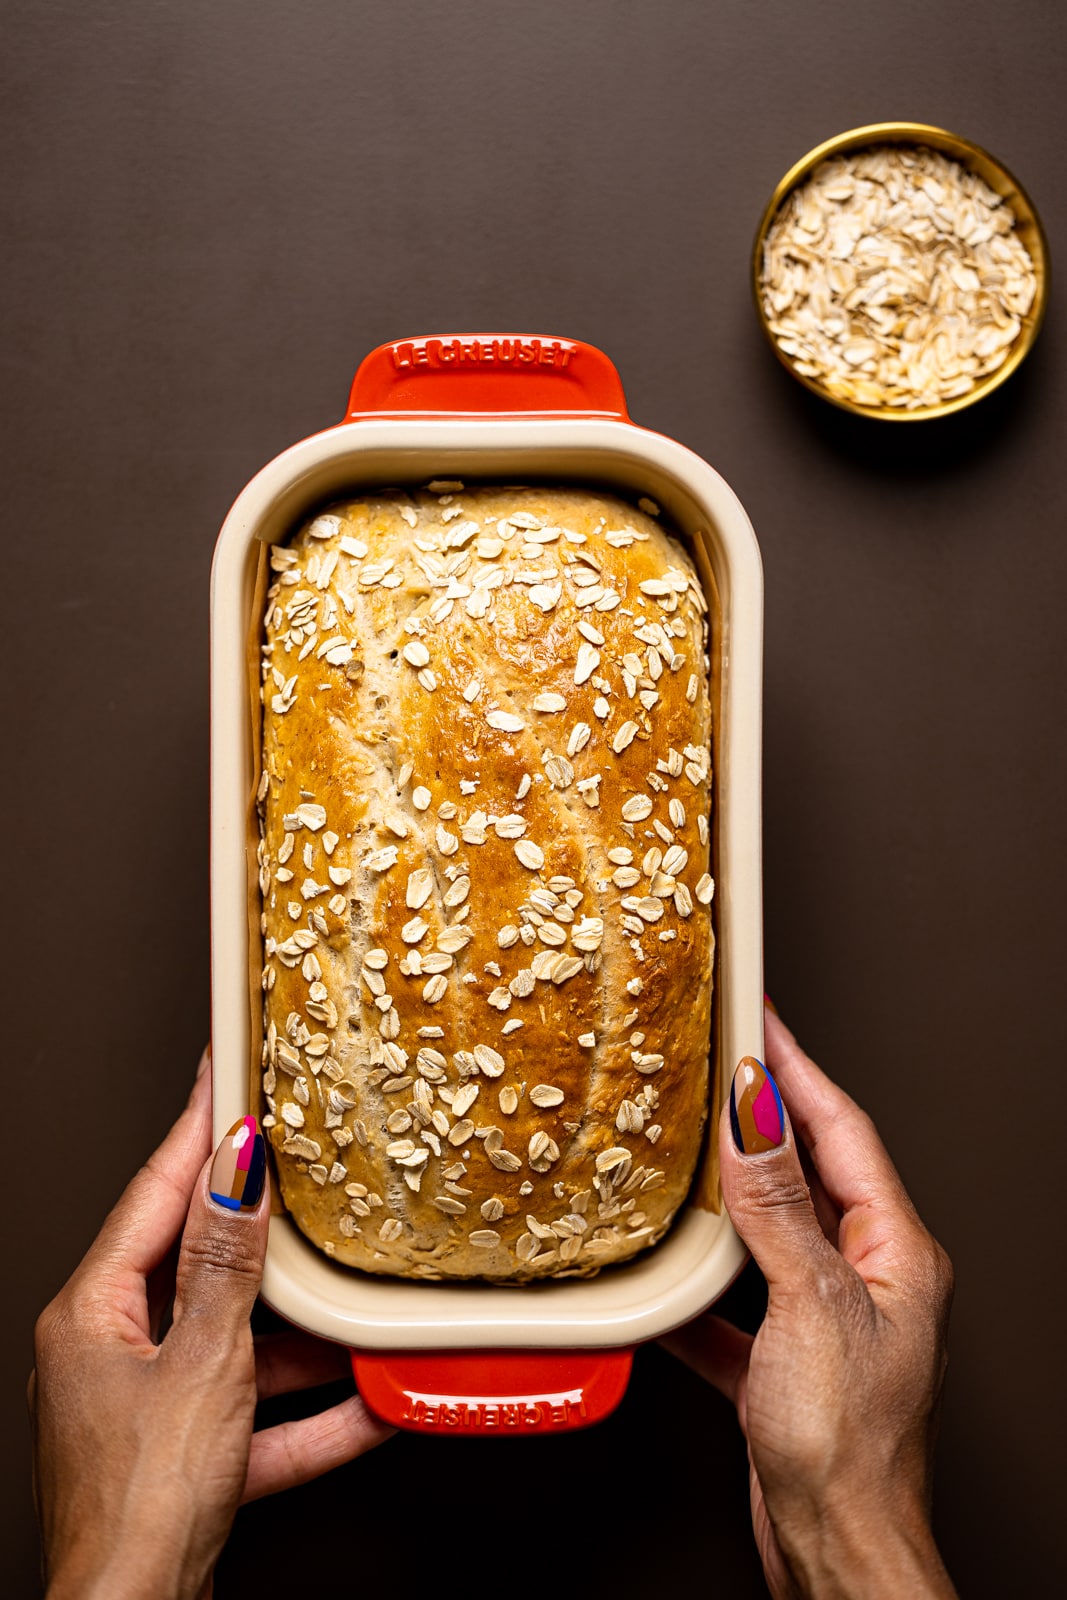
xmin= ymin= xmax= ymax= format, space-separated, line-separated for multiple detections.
xmin=7 ymin=3 xmax=1064 ymax=1594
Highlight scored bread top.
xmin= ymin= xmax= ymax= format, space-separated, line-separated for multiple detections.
xmin=257 ymin=483 xmax=714 ymax=1280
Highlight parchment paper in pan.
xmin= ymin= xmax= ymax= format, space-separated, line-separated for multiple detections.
xmin=690 ymin=528 xmax=723 ymax=1216
xmin=243 ymin=540 xmax=283 ymax=1212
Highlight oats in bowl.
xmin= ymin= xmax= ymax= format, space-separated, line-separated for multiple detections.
xmin=758 ymin=141 xmax=1041 ymax=415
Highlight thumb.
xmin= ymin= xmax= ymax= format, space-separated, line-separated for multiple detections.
xmin=172 ymin=1115 xmax=269 ymax=1343
xmin=721 ymin=1057 xmax=836 ymax=1292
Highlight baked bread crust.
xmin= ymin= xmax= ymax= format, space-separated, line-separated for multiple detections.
xmin=256 ymin=484 xmax=714 ymax=1280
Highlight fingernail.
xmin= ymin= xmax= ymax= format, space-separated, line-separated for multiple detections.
xmin=730 ymin=1057 xmax=785 ymax=1154
xmin=209 ymin=1116 xmax=266 ymax=1211
xmin=197 ymin=1045 xmax=212 ymax=1080
xmin=763 ymin=993 xmax=778 ymax=1015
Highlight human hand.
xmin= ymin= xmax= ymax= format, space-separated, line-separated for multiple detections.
xmin=30 ymin=1052 xmax=393 ymax=1600
xmin=664 ymin=1007 xmax=956 ymax=1600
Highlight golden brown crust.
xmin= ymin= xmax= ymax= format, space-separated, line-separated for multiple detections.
xmin=256 ymin=485 xmax=714 ymax=1280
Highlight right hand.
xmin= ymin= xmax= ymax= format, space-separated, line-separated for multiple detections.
xmin=664 ymin=1006 xmax=957 ymax=1599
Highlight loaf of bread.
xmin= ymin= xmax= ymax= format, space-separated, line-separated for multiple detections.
xmin=255 ymin=484 xmax=714 ymax=1280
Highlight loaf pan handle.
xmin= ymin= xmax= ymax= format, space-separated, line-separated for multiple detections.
xmin=343 ymin=333 xmax=630 ymax=420
xmin=351 ymin=1347 xmax=633 ymax=1435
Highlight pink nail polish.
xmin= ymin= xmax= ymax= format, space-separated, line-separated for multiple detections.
xmin=209 ymin=1116 xmax=266 ymax=1211
xmin=729 ymin=1057 xmax=785 ymax=1154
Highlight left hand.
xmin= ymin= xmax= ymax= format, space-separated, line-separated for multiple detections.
xmin=30 ymin=1051 xmax=393 ymax=1600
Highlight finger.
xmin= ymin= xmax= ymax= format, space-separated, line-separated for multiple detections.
xmin=243 ymin=1393 xmax=394 ymax=1502
xmin=84 ymin=1059 xmax=213 ymax=1280
xmin=720 ymin=1055 xmax=842 ymax=1292
xmin=170 ymin=1116 xmax=269 ymax=1347
xmin=254 ymin=1330 xmax=352 ymax=1401
xmin=146 ymin=1241 xmax=181 ymax=1341
xmin=763 ymin=1009 xmax=926 ymax=1244
xmin=660 ymin=1312 xmax=753 ymax=1409
xmin=764 ymin=1010 xmax=955 ymax=1313
xmin=796 ymin=1137 xmax=843 ymax=1247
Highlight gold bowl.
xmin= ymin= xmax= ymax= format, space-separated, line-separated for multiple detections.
xmin=752 ymin=121 xmax=1050 ymax=421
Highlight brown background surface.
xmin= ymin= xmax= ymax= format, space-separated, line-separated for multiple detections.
xmin=5 ymin=2 xmax=1065 ymax=1594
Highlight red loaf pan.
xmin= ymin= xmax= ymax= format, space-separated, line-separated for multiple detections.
xmin=210 ymin=334 xmax=763 ymax=1435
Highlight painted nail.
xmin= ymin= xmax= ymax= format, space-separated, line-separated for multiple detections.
xmin=763 ymin=993 xmax=778 ymax=1015
xmin=209 ymin=1116 xmax=266 ymax=1211
xmin=730 ymin=1057 xmax=785 ymax=1154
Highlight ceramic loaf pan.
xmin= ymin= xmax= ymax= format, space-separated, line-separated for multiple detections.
xmin=210 ymin=334 xmax=763 ymax=1436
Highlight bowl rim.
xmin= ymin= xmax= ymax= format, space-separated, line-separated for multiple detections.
xmin=751 ymin=120 xmax=1051 ymax=422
